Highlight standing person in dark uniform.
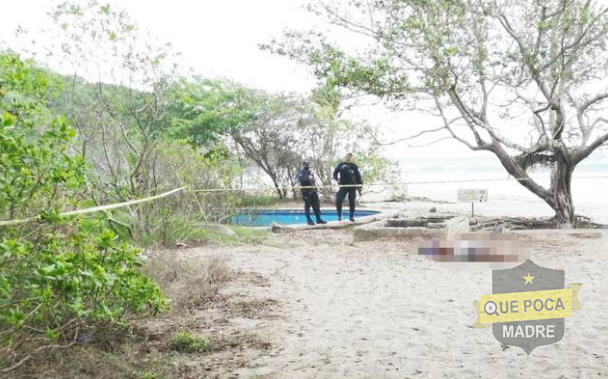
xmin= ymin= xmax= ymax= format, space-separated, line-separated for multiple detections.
xmin=333 ymin=153 xmax=363 ymax=222
xmin=297 ymin=160 xmax=327 ymax=225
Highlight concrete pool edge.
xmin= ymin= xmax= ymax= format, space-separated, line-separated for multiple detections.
xmin=351 ymin=214 xmax=470 ymax=242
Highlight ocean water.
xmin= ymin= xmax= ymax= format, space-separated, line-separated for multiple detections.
xmin=398 ymin=157 xmax=608 ymax=223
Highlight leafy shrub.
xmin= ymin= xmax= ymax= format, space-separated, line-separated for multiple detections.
xmin=0 ymin=53 xmax=166 ymax=366
xmin=87 ymin=139 xmax=243 ymax=247
xmin=126 ymin=140 xmax=243 ymax=246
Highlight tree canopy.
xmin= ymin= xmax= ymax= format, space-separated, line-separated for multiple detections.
xmin=266 ymin=0 xmax=608 ymax=225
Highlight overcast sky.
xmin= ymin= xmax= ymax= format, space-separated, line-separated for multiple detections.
xmin=1 ymin=1 xmax=317 ymax=88
xmin=0 ymin=0 xmax=495 ymax=161
xmin=1 ymin=0 xmax=585 ymax=164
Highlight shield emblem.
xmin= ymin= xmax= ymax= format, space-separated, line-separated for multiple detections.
xmin=492 ymin=259 xmax=564 ymax=354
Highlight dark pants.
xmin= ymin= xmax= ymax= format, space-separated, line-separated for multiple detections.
xmin=336 ymin=188 xmax=357 ymax=219
xmin=303 ymin=191 xmax=322 ymax=222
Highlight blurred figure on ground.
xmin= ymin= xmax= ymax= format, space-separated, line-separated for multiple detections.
xmin=297 ymin=160 xmax=327 ymax=225
xmin=333 ymin=153 xmax=363 ymax=221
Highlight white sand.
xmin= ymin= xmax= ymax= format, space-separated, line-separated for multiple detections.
xmin=185 ymin=211 xmax=607 ymax=378
xmin=400 ymin=173 xmax=608 ymax=224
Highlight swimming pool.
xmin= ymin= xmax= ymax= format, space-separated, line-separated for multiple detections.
xmin=229 ymin=209 xmax=381 ymax=227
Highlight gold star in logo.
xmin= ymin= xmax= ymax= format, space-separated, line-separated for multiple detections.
xmin=524 ymin=272 xmax=534 ymax=285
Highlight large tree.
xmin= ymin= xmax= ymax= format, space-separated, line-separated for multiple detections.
xmin=266 ymin=0 xmax=608 ymax=226
xmin=33 ymin=1 xmax=242 ymax=240
xmin=229 ymin=91 xmax=310 ymax=199
xmin=304 ymin=86 xmax=403 ymax=199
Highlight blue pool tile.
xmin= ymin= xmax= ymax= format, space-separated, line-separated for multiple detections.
xmin=230 ymin=209 xmax=380 ymax=227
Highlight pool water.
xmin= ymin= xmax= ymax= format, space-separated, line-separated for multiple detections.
xmin=230 ymin=209 xmax=380 ymax=226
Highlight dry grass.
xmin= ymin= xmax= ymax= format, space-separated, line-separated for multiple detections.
xmin=142 ymin=252 xmax=232 ymax=313
xmin=222 ymin=298 xmax=279 ymax=319
xmin=7 ymin=250 xmax=277 ymax=379
xmin=213 ymin=332 xmax=272 ymax=351
xmin=169 ymin=330 xmax=271 ymax=355
xmin=7 ymin=337 xmax=176 ymax=379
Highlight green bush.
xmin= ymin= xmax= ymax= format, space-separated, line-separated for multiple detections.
xmin=139 ymin=372 xmax=159 ymax=379
xmin=237 ymin=194 xmax=283 ymax=208
xmin=170 ymin=332 xmax=212 ymax=353
xmin=0 ymin=53 xmax=166 ymax=363
xmin=87 ymin=139 xmax=243 ymax=248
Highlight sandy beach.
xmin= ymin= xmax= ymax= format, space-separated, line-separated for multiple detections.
xmin=4 ymin=1 xmax=608 ymax=378
xmin=167 ymin=199 xmax=608 ymax=379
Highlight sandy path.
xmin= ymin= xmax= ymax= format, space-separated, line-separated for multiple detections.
xmin=190 ymin=228 xmax=608 ymax=378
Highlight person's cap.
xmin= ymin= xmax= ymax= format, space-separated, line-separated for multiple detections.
xmin=302 ymin=160 xmax=310 ymax=167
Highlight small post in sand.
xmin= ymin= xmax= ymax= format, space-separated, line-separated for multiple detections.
xmin=458 ymin=189 xmax=488 ymax=219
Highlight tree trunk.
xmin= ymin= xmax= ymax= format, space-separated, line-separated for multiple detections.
xmin=490 ymin=143 xmax=576 ymax=228
xmin=549 ymin=157 xmax=576 ymax=227
xmin=274 ymin=186 xmax=286 ymax=199
xmin=289 ymin=175 xmax=298 ymax=199
xmin=268 ymin=175 xmax=285 ymax=199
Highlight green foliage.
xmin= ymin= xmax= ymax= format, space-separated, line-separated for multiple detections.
xmin=139 ymin=371 xmax=159 ymax=379
xmin=45 ymin=1 xmax=247 ymax=242
xmin=115 ymin=139 xmax=242 ymax=246
xmin=170 ymin=332 xmax=211 ymax=353
xmin=50 ymin=73 xmax=245 ymax=245
xmin=0 ymin=54 xmax=83 ymax=221
xmin=263 ymin=32 xmax=410 ymax=98
xmin=305 ymin=93 xmax=402 ymax=198
xmin=0 ymin=227 xmax=165 ymax=325
xmin=237 ymin=195 xmax=283 ymax=208
xmin=166 ymin=78 xmax=257 ymax=145
xmin=0 ymin=53 xmax=166 ymax=359
xmin=155 ymin=140 xmax=240 ymax=193
xmin=354 ymin=151 xmax=398 ymax=186
xmin=229 ymin=225 xmax=268 ymax=243
xmin=225 ymin=90 xmax=311 ymax=198
xmin=268 ymin=0 xmax=608 ymax=223
xmin=139 ymin=221 xmax=267 ymax=246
